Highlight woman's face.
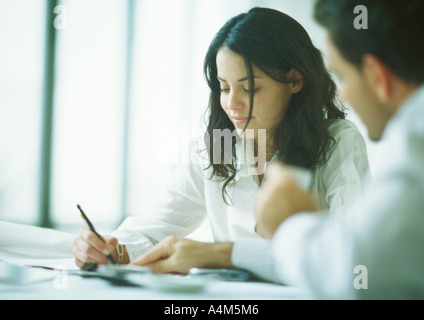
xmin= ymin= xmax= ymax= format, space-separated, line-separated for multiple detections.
xmin=216 ymin=47 xmax=295 ymax=140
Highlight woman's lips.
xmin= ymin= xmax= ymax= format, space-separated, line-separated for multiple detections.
xmin=231 ymin=116 xmax=252 ymax=124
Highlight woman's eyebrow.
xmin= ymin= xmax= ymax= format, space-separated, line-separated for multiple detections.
xmin=217 ymin=75 xmax=262 ymax=82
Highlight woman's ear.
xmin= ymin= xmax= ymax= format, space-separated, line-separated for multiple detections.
xmin=287 ymin=69 xmax=303 ymax=94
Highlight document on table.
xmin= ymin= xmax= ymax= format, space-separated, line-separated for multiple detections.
xmin=0 ymin=221 xmax=206 ymax=291
xmin=0 ymin=260 xmax=57 ymax=284
xmin=0 ymin=221 xmax=79 ymax=271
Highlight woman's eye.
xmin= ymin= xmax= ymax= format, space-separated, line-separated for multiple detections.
xmin=220 ymin=88 xmax=230 ymax=93
xmin=243 ymin=87 xmax=260 ymax=94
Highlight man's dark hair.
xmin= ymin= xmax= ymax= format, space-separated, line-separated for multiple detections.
xmin=314 ymin=0 xmax=424 ymax=84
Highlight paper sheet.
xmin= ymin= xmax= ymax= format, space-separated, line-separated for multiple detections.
xmin=0 ymin=261 xmax=57 ymax=284
xmin=0 ymin=221 xmax=78 ymax=271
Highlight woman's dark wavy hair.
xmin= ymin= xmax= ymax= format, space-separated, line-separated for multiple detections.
xmin=203 ymin=7 xmax=346 ymax=203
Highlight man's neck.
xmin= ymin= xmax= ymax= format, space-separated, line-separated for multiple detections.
xmin=391 ymin=79 xmax=420 ymax=113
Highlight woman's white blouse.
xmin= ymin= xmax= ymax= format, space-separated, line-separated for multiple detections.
xmin=112 ymin=119 xmax=370 ymax=265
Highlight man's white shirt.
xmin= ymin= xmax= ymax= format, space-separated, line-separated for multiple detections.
xmin=269 ymin=85 xmax=424 ymax=299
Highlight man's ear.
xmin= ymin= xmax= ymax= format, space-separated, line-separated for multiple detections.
xmin=287 ymin=69 xmax=303 ymax=94
xmin=362 ymin=54 xmax=393 ymax=104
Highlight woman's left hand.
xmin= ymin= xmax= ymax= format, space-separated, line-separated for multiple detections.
xmin=130 ymin=235 xmax=234 ymax=274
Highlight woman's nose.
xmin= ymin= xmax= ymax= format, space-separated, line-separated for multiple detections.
xmin=226 ymin=90 xmax=245 ymax=111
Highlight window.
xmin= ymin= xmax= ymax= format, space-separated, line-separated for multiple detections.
xmin=0 ymin=0 xmax=374 ymax=236
xmin=0 ymin=1 xmax=45 ymax=225
xmin=51 ymin=0 xmax=127 ymax=229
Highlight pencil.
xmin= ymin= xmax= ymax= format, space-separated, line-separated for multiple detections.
xmin=77 ymin=204 xmax=116 ymax=265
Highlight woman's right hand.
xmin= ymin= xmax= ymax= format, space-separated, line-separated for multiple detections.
xmin=73 ymin=228 xmax=118 ymax=269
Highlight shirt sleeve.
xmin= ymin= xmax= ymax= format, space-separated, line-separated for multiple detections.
xmin=272 ymin=173 xmax=424 ymax=299
xmin=318 ymin=120 xmax=371 ymax=215
xmin=112 ymin=159 xmax=208 ymax=262
xmin=231 ymin=238 xmax=280 ymax=283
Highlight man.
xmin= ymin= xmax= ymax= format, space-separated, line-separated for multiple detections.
xmin=255 ymin=0 xmax=424 ymax=299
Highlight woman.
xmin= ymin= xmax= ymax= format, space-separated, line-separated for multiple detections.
xmin=73 ymin=7 xmax=369 ymax=276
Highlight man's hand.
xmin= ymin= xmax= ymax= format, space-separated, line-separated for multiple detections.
xmin=130 ymin=236 xmax=234 ymax=274
xmin=255 ymin=162 xmax=319 ymax=238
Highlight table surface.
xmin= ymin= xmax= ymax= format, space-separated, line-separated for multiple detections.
xmin=1 ymin=267 xmax=306 ymax=300
xmin=0 ymin=221 xmax=308 ymax=301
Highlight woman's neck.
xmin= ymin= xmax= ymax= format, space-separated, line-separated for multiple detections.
xmin=254 ymin=137 xmax=276 ymax=162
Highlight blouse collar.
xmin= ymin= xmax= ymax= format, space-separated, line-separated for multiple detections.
xmin=234 ymin=138 xmax=277 ymax=182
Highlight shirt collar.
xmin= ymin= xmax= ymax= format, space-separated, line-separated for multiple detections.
xmin=381 ymin=84 xmax=424 ymax=140
xmin=234 ymin=139 xmax=277 ymax=181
